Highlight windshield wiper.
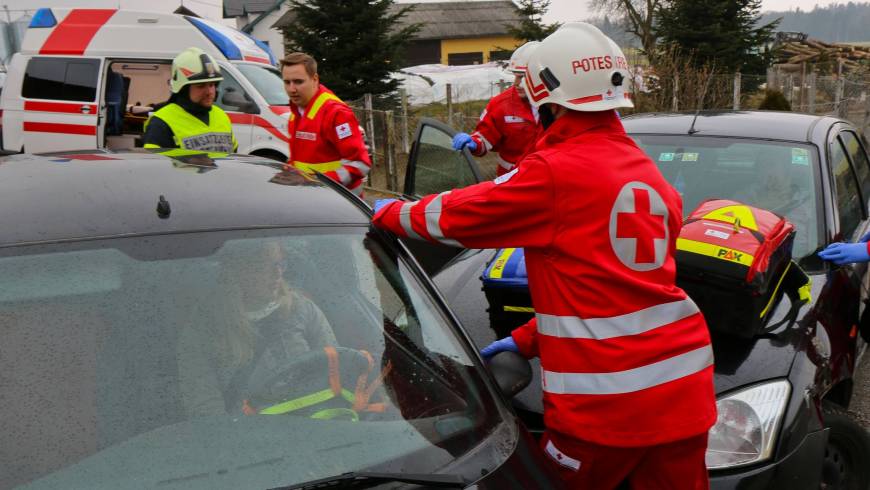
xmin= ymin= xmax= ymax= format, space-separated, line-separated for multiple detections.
xmin=270 ymin=470 xmax=467 ymax=489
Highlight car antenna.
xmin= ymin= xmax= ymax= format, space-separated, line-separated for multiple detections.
xmin=688 ymin=65 xmax=716 ymax=135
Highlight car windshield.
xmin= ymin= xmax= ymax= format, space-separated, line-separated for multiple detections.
xmin=236 ymin=63 xmax=289 ymax=105
xmin=1 ymin=228 xmax=502 ymax=490
xmin=631 ymin=135 xmax=820 ymax=259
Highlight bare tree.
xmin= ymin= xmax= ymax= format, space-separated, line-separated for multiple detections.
xmin=588 ymin=0 xmax=660 ymax=62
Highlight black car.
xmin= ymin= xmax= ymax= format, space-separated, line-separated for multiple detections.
xmin=0 ymin=149 xmax=562 ymax=490
xmin=395 ymin=112 xmax=870 ymax=489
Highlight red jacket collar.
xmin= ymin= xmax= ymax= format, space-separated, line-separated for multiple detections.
xmin=535 ymin=109 xmax=623 ymax=150
xmin=291 ymin=84 xmax=335 ymax=115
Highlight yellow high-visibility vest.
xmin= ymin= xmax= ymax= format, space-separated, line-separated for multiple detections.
xmin=144 ymin=103 xmax=238 ymax=153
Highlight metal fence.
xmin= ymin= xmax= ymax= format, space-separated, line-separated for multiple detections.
xmin=350 ymin=67 xmax=870 ymax=196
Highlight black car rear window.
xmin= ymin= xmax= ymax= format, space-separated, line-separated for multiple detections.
xmin=22 ymin=57 xmax=100 ymax=102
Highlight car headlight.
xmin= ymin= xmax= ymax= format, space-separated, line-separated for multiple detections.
xmin=706 ymin=379 xmax=791 ymax=470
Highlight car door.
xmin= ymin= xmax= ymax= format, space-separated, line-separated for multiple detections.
xmin=823 ymin=125 xmax=870 ymax=352
xmin=831 ymin=127 xmax=870 ymax=345
xmin=399 ymin=118 xmax=483 ymax=275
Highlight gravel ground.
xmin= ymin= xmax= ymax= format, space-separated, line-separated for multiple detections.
xmin=850 ymin=349 xmax=870 ymax=428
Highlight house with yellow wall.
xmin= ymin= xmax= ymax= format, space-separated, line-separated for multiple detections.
xmin=396 ymin=1 xmax=524 ymax=66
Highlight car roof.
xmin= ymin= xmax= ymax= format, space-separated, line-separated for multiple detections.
xmin=621 ymin=110 xmax=843 ymax=143
xmin=0 ymin=150 xmax=369 ymax=247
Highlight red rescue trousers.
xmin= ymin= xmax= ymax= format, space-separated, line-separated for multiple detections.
xmin=540 ymin=431 xmax=710 ymax=490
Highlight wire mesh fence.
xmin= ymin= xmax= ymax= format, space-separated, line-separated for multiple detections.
xmin=348 ymin=66 xmax=870 ymax=196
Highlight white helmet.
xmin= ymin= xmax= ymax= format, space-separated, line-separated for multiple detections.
xmin=523 ymin=22 xmax=633 ymax=112
xmin=508 ymin=41 xmax=539 ymax=74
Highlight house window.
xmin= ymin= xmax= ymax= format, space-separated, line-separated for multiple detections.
xmin=489 ymin=50 xmax=512 ymax=62
xmin=448 ymin=52 xmax=483 ymax=66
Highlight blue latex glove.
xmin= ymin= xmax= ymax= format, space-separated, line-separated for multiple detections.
xmin=480 ymin=336 xmax=519 ymax=359
xmin=451 ymin=132 xmax=478 ymax=152
xmin=818 ymin=242 xmax=870 ymax=265
xmin=373 ymin=198 xmax=398 ymax=214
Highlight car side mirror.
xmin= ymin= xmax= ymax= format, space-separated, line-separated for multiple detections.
xmin=487 ymin=351 xmax=531 ymax=398
xmin=222 ymin=89 xmax=259 ymax=114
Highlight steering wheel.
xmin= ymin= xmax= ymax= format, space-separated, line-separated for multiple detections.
xmin=246 ymin=346 xmax=380 ymax=419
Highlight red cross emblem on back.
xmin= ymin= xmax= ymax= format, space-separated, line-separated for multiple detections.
xmin=616 ymin=188 xmax=666 ymax=263
xmin=609 ymin=182 xmax=669 ymax=271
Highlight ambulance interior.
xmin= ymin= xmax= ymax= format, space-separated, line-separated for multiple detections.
xmin=103 ymin=61 xmax=172 ymax=149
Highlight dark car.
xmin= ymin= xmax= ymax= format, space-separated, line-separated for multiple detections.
xmin=0 ymin=149 xmax=562 ymax=490
xmin=396 ymin=112 xmax=870 ymax=489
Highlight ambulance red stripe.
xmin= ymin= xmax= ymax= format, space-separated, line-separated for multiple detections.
xmin=244 ymin=56 xmax=271 ymax=64
xmin=227 ymin=112 xmax=289 ymax=143
xmin=24 ymin=121 xmax=97 ymax=136
xmin=39 ymin=9 xmax=117 ymax=55
xmin=25 ymin=101 xmax=98 ymax=114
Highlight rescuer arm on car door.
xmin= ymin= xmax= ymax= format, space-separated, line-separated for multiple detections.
xmin=282 ymin=52 xmax=371 ymax=197
xmin=452 ymin=41 xmax=541 ymax=176
xmin=143 ymin=47 xmax=238 ymax=153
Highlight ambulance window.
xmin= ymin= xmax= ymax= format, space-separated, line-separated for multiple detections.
xmin=22 ymin=58 xmax=100 ymax=102
xmin=831 ymin=137 xmax=863 ymax=240
xmin=216 ymin=72 xmax=256 ymax=114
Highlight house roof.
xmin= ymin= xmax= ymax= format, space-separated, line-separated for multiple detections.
xmin=224 ymin=0 xmax=279 ymax=18
xmin=396 ymin=1 xmax=522 ymax=40
xmin=271 ymin=1 xmax=523 ymax=40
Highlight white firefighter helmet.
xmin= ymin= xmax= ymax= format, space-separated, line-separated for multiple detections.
xmin=508 ymin=41 xmax=540 ymax=74
xmin=523 ymin=22 xmax=633 ymax=111
xmin=170 ymin=47 xmax=223 ymax=94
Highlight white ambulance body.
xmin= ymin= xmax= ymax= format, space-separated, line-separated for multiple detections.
xmin=1 ymin=8 xmax=291 ymax=160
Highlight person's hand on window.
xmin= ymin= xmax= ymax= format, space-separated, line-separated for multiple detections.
xmin=451 ymin=133 xmax=477 ymax=152
xmin=480 ymin=337 xmax=519 ymax=359
xmin=818 ymin=242 xmax=870 ymax=265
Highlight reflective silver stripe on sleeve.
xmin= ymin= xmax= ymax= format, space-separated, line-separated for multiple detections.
xmin=335 ymin=166 xmax=352 ymax=185
xmin=537 ymin=298 xmax=700 ymax=340
xmin=399 ymin=201 xmax=423 ymax=240
xmin=424 ymin=192 xmax=464 ymax=247
xmin=542 ymin=344 xmax=713 ymax=395
xmin=473 ymin=132 xmax=493 ymax=151
xmin=341 ymin=159 xmax=371 ymax=177
xmin=347 ymin=183 xmax=363 ymax=196
xmin=497 ymin=156 xmax=515 ymax=171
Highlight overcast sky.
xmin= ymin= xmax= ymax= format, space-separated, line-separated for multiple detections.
xmin=0 ymin=0 xmax=853 ymax=25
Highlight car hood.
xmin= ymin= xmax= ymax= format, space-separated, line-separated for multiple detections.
xmin=434 ymin=249 xmax=821 ymax=406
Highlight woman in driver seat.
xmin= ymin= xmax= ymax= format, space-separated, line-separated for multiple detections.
xmin=177 ymin=240 xmax=337 ymax=416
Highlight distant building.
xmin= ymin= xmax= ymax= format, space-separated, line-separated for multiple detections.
xmin=268 ymin=1 xmax=524 ymax=67
xmin=394 ymin=1 xmax=523 ymax=66
xmin=223 ymin=0 xmax=286 ymax=60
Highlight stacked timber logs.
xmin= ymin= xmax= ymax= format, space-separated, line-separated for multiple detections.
xmin=774 ymin=37 xmax=870 ymax=72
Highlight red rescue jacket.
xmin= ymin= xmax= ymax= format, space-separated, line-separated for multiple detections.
xmin=373 ymin=110 xmax=716 ymax=447
xmin=470 ymin=86 xmax=540 ymax=175
xmin=287 ymin=85 xmax=371 ymax=196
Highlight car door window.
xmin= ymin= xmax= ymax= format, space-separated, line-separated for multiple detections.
xmin=831 ymin=137 xmax=863 ymax=239
xmin=406 ymin=119 xmax=480 ymax=197
xmin=216 ymin=71 xmax=257 ymax=114
xmin=840 ymin=130 xmax=870 ymax=209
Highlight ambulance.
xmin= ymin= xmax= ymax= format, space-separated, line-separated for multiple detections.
xmin=1 ymin=8 xmax=291 ymax=160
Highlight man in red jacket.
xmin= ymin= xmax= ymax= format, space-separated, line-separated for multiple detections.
xmin=452 ymin=41 xmax=540 ymax=176
xmin=282 ymin=52 xmax=371 ymax=196
xmin=373 ymin=23 xmax=716 ymax=489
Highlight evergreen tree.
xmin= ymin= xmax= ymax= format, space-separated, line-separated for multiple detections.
xmin=655 ymin=0 xmax=778 ymax=76
xmin=506 ymin=0 xmax=561 ymax=41
xmin=282 ymin=0 xmax=420 ymax=101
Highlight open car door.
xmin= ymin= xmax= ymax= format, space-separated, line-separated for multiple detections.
xmin=399 ymin=117 xmax=483 ymax=276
